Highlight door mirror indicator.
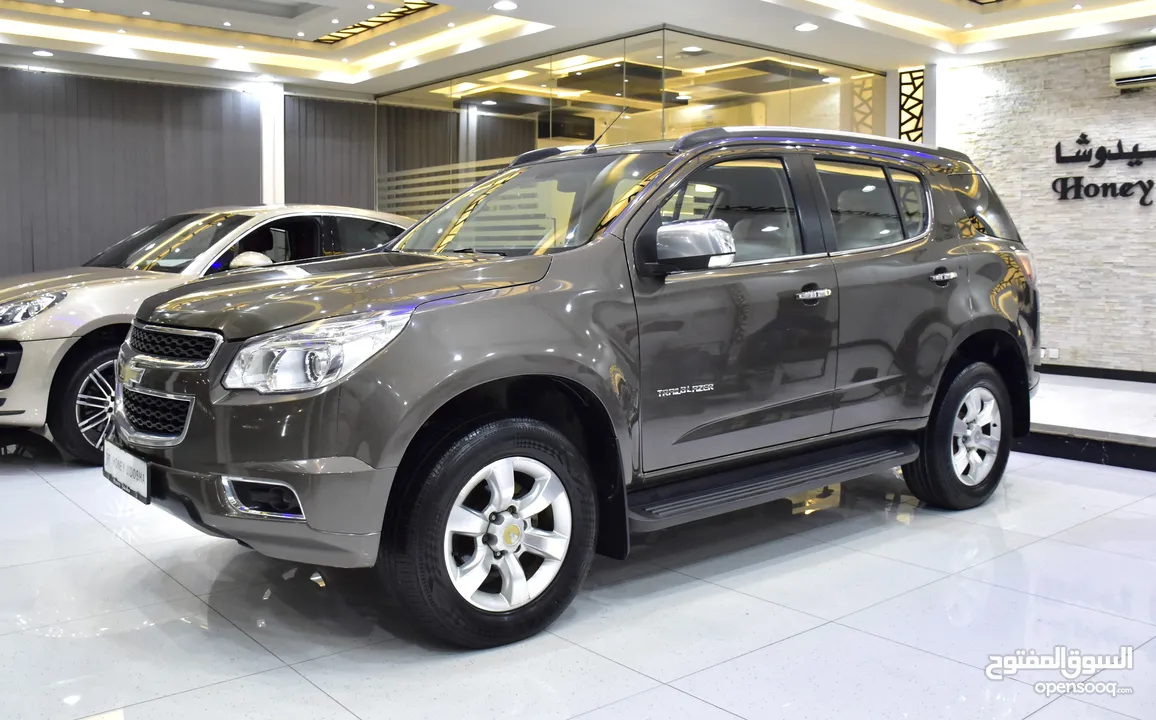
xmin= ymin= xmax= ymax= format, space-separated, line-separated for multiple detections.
xmin=229 ymin=251 xmax=273 ymax=270
xmin=649 ymin=219 xmax=736 ymax=275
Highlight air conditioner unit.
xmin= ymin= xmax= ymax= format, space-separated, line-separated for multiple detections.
xmin=1110 ymin=46 xmax=1156 ymax=88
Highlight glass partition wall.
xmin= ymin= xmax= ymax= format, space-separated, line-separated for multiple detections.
xmin=376 ymin=28 xmax=883 ymax=217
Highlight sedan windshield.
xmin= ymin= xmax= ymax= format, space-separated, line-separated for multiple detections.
xmin=390 ymin=152 xmax=670 ymax=257
xmin=85 ymin=212 xmax=253 ymax=273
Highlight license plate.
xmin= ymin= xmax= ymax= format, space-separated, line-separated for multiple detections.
xmin=103 ymin=441 xmax=149 ymax=504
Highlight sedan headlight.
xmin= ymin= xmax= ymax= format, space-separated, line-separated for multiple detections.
xmin=0 ymin=292 xmax=67 ymax=325
xmin=223 ymin=310 xmax=411 ymax=394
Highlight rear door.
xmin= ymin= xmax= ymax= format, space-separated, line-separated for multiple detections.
xmin=632 ymin=146 xmax=840 ymax=472
xmin=808 ymin=154 xmax=971 ymax=432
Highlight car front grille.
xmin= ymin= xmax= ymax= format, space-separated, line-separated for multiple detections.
xmin=0 ymin=341 xmax=21 ymax=391
xmin=129 ymin=325 xmax=219 ymax=363
xmin=122 ymin=388 xmax=191 ymax=438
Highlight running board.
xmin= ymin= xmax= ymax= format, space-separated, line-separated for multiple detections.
xmin=628 ymin=438 xmax=919 ymax=532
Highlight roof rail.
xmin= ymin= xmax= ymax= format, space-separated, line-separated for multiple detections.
xmin=670 ymin=126 xmax=971 ymax=164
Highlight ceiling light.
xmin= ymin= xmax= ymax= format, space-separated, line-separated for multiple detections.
xmin=117 ymin=28 xmax=125 ymax=32
xmin=615 ymin=92 xmax=621 ymax=96
xmin=33 ymin=50 xmax=53 ymax=57
xmin=492 ymin=0 xmax=518 ymax=10
xmin=623 ymin=115 xmax=631 ymax=119
xmin=141 ymin=10 xmax=150 ymax=15
xmin=1151 ymin=27 xmax=1156 ymax=33
xmin=296 ymin=31 xmax=305 ymax=36
xmin=342 ymin=57 xmax=348 ymax=62
xmin=54 ymin=0 xmax=63 ymax=3
xmin=255 ymin=74 xmax=275 ymax=81
xmin=481 ymin=99 xmax=497 ymax=105
xmin=964 ymin=23 xmax=974 ymax=28
xmin=367 ymin=3 xmax=375 ymax=7
xmin=862 ymin=185 xmax=876 ymax=192
xmin=236 ymin=45 xmax=244 ymax=49
xmin=540 ymin=83 xmax=547 ymax=87
xmin=614 ymin=63 xmax=621 ymax=67
xmin=222 ymin=21 xmax=231 ymax=26
xmin=760 ymin=226 xmax=779 ymax=233
xmin=575 ymin=71 xmax=582 ymax=75
xmin=676 ymin=94 xmax=691 ymax=100
xmin=331 ymin=18 xmax=339 ymax=23
xmin=656 ymin=55 xmax=663 ymax=59
xmin=447 ymin=22 xmax=455 ymax=27
xmin=681 ymin=45 xmax=702 ymax=52
xmin=795 ymin=22 xmax=819 ymax=31
xmin=389 ymin=41 xmax=396 ymax=46
xmin=1072 ymin=3 xmax=1082 ymax=8
xmin=822 ymin=76 xmax=840 ymax=84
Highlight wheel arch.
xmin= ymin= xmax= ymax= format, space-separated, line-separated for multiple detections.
xmin=385 ymin=373 xmax=631 ymax=560
xmin=938 ymin=320 xmax=1031 ymax=436
xmin=47 ymin=323 xmax=131 ymax=411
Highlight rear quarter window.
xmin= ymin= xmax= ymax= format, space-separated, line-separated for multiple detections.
xmin=949 ymin=174 xmax=1020 ymax=241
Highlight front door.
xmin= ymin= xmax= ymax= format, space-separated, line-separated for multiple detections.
xmin=633 ymin=150 xmax=839 ymax=472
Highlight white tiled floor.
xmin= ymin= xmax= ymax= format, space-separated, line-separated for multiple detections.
xmin=1 ymin=432 xmax=1155 ymax=720
xmin=1032 ymin=374 xmax=1156 ymax=444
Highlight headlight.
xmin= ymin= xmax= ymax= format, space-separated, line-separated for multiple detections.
xmin=223 ymin=310 xmax=411 ymax=394
xmin=0 ymin=292 xmax=67 ymax=325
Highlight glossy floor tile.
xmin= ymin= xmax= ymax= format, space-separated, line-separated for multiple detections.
xmin=1 ymin=441 xmax=1152 ymax=720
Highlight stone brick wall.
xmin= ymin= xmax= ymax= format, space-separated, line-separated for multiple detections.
xmin=939 ymin=47 xmax=1156 ymax=372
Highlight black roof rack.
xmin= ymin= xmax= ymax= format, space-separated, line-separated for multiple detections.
xmin=671 ymin=126 xmax=971 ymax=164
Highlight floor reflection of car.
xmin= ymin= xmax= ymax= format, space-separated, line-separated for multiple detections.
xmin=0 ymin=205 xmax=413 ymax=464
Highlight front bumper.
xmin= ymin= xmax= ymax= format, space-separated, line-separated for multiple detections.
xmin=108 ymin=431 xmax=393 ymax=568
xmin=0 ymin=337 xmax=75 ymax=427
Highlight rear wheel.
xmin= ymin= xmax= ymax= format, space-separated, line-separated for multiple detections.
xmin=381 ymin=418 xmax=597 ymax=648
xmin=48 ymin=345 xmax=119 ymax=465
xmin=903 ymin=361 xmax=1011 ymax=510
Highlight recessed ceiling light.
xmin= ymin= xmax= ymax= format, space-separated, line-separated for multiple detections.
xmin=54 ymin=0 xmax=63 ymax=3
xmin=656 ymin=55 xmax=663 ymax=59
xmin=614 ymin=63 xmax=621 ymax=67
xmin=389 ymin=40 xmax=396 ymax=46
xmin=822 ymin=76 xmax=839 ymax=83
xmin=331 ymin=18 xmax=339 ymax=23
xmin=623 ymin=115 xmax=631 ymax=119
xmin=33 ymin=50 xmax=53 ymax=57
xmin=492 ymin=0 xmax=518 ymax=10
xmin=117 ymin=28 xmax=125 ymax=32
xmin=1072 ymin=3 xmax=1082 ymax=8
xmin=297 ymin=31 xmax=305 ymax=37
xmin=342 ymin=57 xmax=348 ymax=62
xmin=367 ymin=3 xmax=375 ymax=7
xmin=676 ymin=94 xmax=691 ymax=99
xmin=615 ymin=92 xmax=621 ymax=96
xmin=447 ymin=22 xmax=455 ymax=27
xmin=795 ymin=22 xmax=819 ymax=31
xmin=964 ymin=23 xmax=973 ymax=28
xmin=222 ymin=21 xmax=231 ymax=26
xmin=575 ymin=71 xmax=582 ymax=75
xmin=540 ymin=83 xmax=547 ymax=87
xmin=681 ymin=45 xmax=702 ymax=52
xmin=141 ymin=10 xmax=150 ymax=14
xmin=481 ymin=99 xmax=497 ymax=105
xmin=237 ymin=45 xmax=244 ymax=49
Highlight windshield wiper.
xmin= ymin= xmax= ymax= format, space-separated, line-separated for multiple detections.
xmin=451 ymin=248 xmax=507 ymax=257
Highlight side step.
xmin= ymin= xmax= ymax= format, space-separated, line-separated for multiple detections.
xmin=627 ymin=437 xmax=919 ymax=532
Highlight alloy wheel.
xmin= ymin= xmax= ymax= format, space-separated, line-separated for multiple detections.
xmin=74 ymin=359 xmax=117 ymax=450
xmin=443 ymin=456 xmax=572 ymax=612
xmin=951 ymin=386 xmax=1002 ymax=486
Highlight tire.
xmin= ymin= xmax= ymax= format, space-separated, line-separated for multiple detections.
xmin=48 ymin=345 xmax=119 ymax=465
xmin=902 ymin=361 xmax=1012 ymax=510
xmin=380 ymin=417 xmax=598 ymax=648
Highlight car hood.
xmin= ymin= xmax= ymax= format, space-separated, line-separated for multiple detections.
xmin=0 ymin=267 xmax=164 ymax=304
xmin=138 ymin=251 xmax=552 ymax=339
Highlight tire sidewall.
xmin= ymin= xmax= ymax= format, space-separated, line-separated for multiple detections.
xmin=49 ymin=345 xmax=120 ymax=465
xmin=404 ymin=419 xmax=597 ymax=644
xmin=927 ymin=362 xmax=1012 ymax=505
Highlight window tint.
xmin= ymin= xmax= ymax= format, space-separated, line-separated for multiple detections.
xmin=208 ymin=216 xmax=325 ymax=274
xmin=889 ymin=169 xmax=929 ymax=238
xmin=333 ymin=217 xmax=404 ymax=253
xmin=659 ymin=158 xmax=802 ymax=263
xmin=949 ymin=174 xmax=1020 ymax=241
xmin=815 ymin=161 xmax=904 ymax=251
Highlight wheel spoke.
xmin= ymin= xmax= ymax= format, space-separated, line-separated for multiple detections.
xmin=975 ymin=434 xmax=1000 ymax=454
xmin=496 ymin=553 xmax=530 ymax=608
xmin=952 ymin=447 xmax=969 ymax=475
xmin=90 ymin=368 xmax=116 ymax=398
xmin=78 ymin=409 xmax=111 ymax=432
xmin=451 ymin=550 xmax=492 ymax=599
xmin=963 ymin=392 xmax=981 ymax=423
xmin=516 ymin=472 xmax=564 ymax=518
xmin=447 ymin=505 xmax=489 ymax=537
xmin=76 ymin=397 xmax=109 ymax=410
xmin=975 ymin=399 xmax=996 ymax=428
xmin=952 ymin=417 xmax=969 ymax=437
xmin=487 ymin=457 xmax=517 ymax=510
xmin=521 ymin=527 xmax=568 ymax=562
xmin=968 ymin=448 xmax=984 ymax=472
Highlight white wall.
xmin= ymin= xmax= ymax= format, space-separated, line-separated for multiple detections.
xmin=940 ymin=47 xmax=1156 ymax=372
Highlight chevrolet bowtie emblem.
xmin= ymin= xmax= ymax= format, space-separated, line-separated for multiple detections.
xmin=119 ymin=360 xmax=145 ymax=387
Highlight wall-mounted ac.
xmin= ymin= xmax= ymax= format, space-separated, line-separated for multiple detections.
xmin=1110 ymin=46 xmax=1156 ymax=89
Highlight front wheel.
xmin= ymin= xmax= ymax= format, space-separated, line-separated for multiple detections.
xmin=47 ymin=345 xmax=120 ymax=465
xmin=380 ymin=418 xmax=597 ymax=648
xmin=903 ymin=361 xmax=1012 ymax=510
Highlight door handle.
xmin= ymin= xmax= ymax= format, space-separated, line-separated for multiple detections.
xmin=929 ymin=270 xmax=958 ymax=285
xmin=795 ymin=287 xmax=833 ymax=302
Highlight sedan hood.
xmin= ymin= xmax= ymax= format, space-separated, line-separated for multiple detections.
xmin=139 ymin=251 xmax=552 ymax=339
xmin=0 ymin=267 xmax=159 ymax=304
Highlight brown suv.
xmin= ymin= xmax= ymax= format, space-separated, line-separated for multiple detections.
xmin=105 ymin=127 xmax=1040 ymax=648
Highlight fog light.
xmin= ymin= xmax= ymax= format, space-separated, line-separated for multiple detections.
xmin=222 ymin=477 xmax=305 ymax=520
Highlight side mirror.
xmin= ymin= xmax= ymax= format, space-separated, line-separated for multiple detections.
xmin=651 ymin=219 xmax=736 ymax=274
xmin=229 ymin=251 xmax=273 ymax=270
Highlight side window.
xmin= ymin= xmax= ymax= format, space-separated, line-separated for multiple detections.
xmin=333 ymin=217 xmax=405 ymax=254
xmin=889 ymin=168 xmax=929 ymax=237
xmin=207 ymin=216 xmax=325 ymax=274
xmin=948 ymin=173 xmax=1020 ymax=240
xmin=659 ymin=158 xmax=803 ymax=263
xmin=815 ymin=161 xmax=904 ymax=251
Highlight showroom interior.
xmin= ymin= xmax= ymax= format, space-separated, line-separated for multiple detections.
xmin=1 ymin=0 xmax=1156 ymax=717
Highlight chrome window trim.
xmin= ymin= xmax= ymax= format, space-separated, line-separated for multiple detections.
xmin=129 ymin=321 xmax=224 ymax=370
xmin=221 ymin=476 xmax=307 ymax=522
xmin=114 ymin=383 xmax=195 ymax=448
xmin=670 ymin=251 xmax=830 ymax=275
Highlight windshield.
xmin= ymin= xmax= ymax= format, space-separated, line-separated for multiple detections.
xmin=390 ymin=152 xmax=670 ymax=256
xmin=85 ymin=212 xmax=253 ymax=273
